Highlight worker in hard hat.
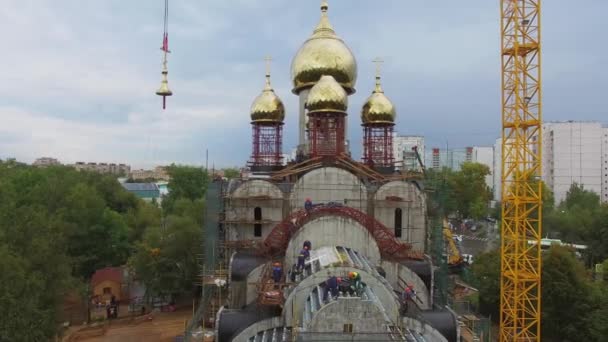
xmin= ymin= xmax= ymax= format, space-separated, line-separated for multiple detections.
xmin=304 ymin=198 xmax=313 ymax=212
xmin=303 ymin=240 xmax=312 ymax=250
xmin=401 ymin=284 xmax=419 ymax=313
xmin=272 ymin=262 xmax=282 ymax=288
xmin=297 ymin=245 xmax=310 ymax=273
xmin=348 ymin=271 xmax=363 ymax=296
xmin=323 ymin=275 xmax=341 ymax=302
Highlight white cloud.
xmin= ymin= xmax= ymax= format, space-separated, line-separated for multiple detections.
xmin=1 ymin=0 xmax=607 ymax=167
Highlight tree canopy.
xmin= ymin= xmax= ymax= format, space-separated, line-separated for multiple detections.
xmin=470 ymin=245 xmax=608 ymax=341
xmin=543 ymin=183 xmax=608 ymax=264
xmin=163 ymin=164 xmax=208 ymax=213
xmin=0 ymin=162 xmax=162 ymax=340
xmin=0 ymin=160 xmax=210 ymax=340
xmin=427 ymin=162 xmax=492 ymax=219
xmin=222 ymin=168 xmax=240 ymax=179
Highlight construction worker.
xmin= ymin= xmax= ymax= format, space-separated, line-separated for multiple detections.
xmin=297 ymin=245 xmax=310 ymax=272
xmin=401 ymin=284 xmax=419 ymax=313
xmin=323 ymin=276 xmax=341 ymax=302
xmin=303 ymin=240 xmax=312 ymax=250
xmin=304 ymin=198 xmax=313 ymax=212
xmin=348 ymin=271 xmax=362 ymax=295
xmin=272 ymin=262 xmax=282 ymax=287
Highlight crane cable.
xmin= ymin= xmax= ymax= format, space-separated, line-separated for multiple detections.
xmin=162 ymin=0 xmax=169 ymax=52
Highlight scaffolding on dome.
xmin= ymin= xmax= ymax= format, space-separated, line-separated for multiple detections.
xmin=362 ymin=124 xmax=395 ymax=168
xmin=308 ymin=112 xmax=346 ymax=157
xmin=249 ymin=123 xmax=283 ymax=167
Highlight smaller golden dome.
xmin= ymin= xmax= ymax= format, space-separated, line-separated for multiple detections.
xmin=306 ymin=75 xmax=348 ymax=114
xmin=361 ymin=76 xmax=396 ymax=125
xmin=250 ymin=73 xmax=285 ymax=123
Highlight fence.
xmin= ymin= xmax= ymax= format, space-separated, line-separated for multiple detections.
xmin=450 ymin=300 xmax=492 ymax=342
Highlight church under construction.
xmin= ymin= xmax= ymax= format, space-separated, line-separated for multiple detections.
xmin=195 ymin=2 xmax=459 ymax=341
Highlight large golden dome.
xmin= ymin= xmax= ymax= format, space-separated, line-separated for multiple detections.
xmin=291 ymin=1 xmax=357 ymax=95
xmin=306 ymin=75 xmax=348 ymax=114
xmin=250 ymin=74 xmax=285 ymax=123
xmin=361 ymin=76 xmax=396 ymax=125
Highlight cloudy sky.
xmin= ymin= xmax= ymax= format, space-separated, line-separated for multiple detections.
xmin=1 ymin=0 xmax=606 ymax=168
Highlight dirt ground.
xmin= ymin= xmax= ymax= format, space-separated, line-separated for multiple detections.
xmin=76 ymin=309 xmax=192 ymax=342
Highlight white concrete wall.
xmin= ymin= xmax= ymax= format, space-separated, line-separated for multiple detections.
xmin=310 ymin=298 xmax=388 ymax=333
xmin=227 ymin=180 xmax=284 ymax=240
xmin=285 ymin=216 xmax=381 ymax=267
xmin=232 ymin=317 xmax=284 ymax=342
xmin=402 ymin=317 xmax=448 ymax=342
xmin=282 ymin=266 xmax=400 ymax=326
xmin=245 ymin=264 xmax=265 ymax=306
xmin=380 ymin=260 xmax=430 ymax=310
xmin=290 ymin=167 xmax=367 ymax=212
xmin=374 ymin=181 xmax=426 ymax=251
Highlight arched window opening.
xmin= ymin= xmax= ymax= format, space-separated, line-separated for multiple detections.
xmin=254 ymin=207 xmax=262 ymax=237
xmin=394 ymin=208 xmax=403 ymax=238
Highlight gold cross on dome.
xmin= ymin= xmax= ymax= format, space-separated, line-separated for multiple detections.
xmin=373 ymin=57 xmax=384 ymax=78
xmin=264 ymin=56 xmax=272 ymax=77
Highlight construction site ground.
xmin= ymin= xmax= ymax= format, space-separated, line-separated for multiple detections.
xmin=63 ymin=308 xmax=192 ymax=342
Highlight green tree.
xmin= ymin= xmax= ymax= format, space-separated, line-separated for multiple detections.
xmin=125 ymin=201 xmax=162 ymax=242
xmin=129 ymin=215 xmax=202 ymax=300
xmin=449 ymin=162 xmax=492 ymax=219
xmin=543 ymin=183 xmax=607 ymax=264
xmin=0 ymin=162 xmax=160 ymax=338
xmin=587 ymin=282 xmax=608 ymax=340
xmin=223 ymin=168 xmax=240 ymax=179
xmin=163 ymin=164 xmax=208 ymax=213
xmin=470 ymin=249 xmax=500 ymax=319
xmin=542 ymin=245 xmax=595 ymax=341
xmin=171 ymin=198 xmax=205 ymax=226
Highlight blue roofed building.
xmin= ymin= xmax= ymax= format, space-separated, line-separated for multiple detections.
xmin=121 ymin=183 xmax=161 ymax=203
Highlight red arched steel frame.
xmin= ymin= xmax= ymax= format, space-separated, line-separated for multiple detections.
xmin=262 ymin=205 xmax=423 ymax=261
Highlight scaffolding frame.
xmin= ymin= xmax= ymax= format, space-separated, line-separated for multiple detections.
xmin=250 ymin=122 xmax=283 ymax=167
xmin=363 ymin=124 xmax=395 ymax=168
xmin=308 ymin=112 xmax=346 ymax=157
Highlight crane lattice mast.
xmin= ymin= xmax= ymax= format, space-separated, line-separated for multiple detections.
xmin=499 ymin=0 xmax=542 ymax=340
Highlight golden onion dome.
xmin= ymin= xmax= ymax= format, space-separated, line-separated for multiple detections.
xmin=306 ymin=75 xmax=348 ymax=114
xmin=361 ymin=75 xmax=396 ymax=125
xmin=250 ymin=73 xmax=285 ymax=123
xmin=291 ymin=1 xmax=357 ymax=95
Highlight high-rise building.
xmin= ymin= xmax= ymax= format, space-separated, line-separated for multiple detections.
xmin=493 ymin=138 xmax=502 ymax=201
xmin=393 ymin=134 xmax=424 ymax=171
xmin=72 ymin=161 xmax=131 ymax=176
xmin=472 ymin=146 xmax=494 ymax=191
xmin=426 ymin=147 xmax=473 ymax=171
xmin=32 ymin=157 xmax=61 ymax=167
xmin=542 ymin=121 xmax=605 ymax=204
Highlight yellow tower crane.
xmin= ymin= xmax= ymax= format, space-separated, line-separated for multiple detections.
xmin=499 ymin=0 xmax=542 ymax=341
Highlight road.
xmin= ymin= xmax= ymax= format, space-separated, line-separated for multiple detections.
xmin=453 ymin=221 xmax=499 ymax=260
xmin=73 ymin=309 xmax=191 ymax=342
